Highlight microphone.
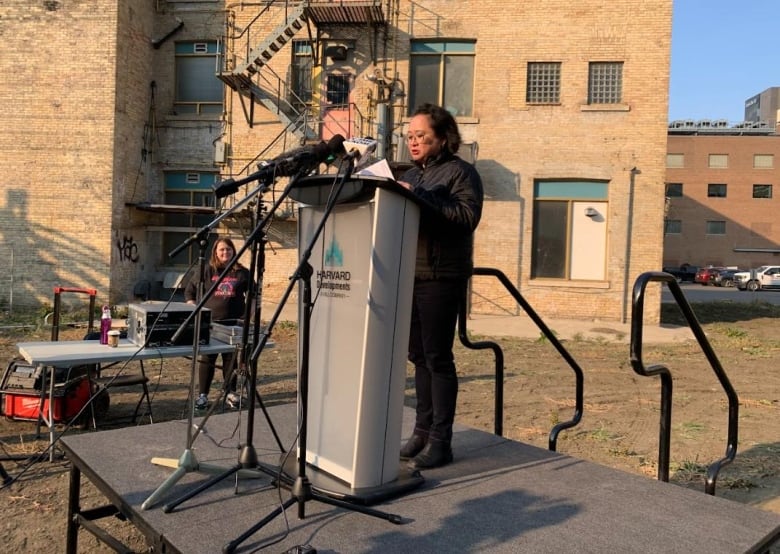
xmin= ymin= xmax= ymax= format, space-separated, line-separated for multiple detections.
xmin=343 ymin=137 xmax=378 ymax=169
xmin=213 ymin=134 xmax=346 ymax=198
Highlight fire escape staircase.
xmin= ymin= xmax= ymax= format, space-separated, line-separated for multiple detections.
xmin=218 ymin=6 xmax=315 ymax=139
xmin=218 ymin=1 xmax=388 ymax=141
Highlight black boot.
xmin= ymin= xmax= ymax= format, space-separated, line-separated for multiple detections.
xmin=400 ymin=434 xmax=427 ymax=460
xmin=408 ymin=441 xmax=453 ymax=469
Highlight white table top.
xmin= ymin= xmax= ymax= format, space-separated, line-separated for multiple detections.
xmin=16 ymin=339 xmax=236 ymax=367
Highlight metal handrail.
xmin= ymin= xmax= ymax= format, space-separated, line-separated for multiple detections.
xmin=460 ymin=267 xmax=585 ymax=451
xmin=457 ymin=299 xmax=504 ymax=437
xmin=631 ymin=271 xmax=739 ymax=494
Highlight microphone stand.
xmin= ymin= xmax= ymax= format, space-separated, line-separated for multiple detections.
xmin=155 ymin=165 xmax=329 ymax=512
xmin=142 ymin=176 xmax=283 ymax=510
xmin=160 ymin=189 xmax=287 ymax=513
xmin=141 ymin=229 xmax=229 ymax=509
xmin=224 ymin=159 xmax=402 ymax=554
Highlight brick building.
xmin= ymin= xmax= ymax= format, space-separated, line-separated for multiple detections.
xmin=0 ymin=0 xmax=671 ymax=324
xmin=665 ymin=126 xmax=780 ymax=270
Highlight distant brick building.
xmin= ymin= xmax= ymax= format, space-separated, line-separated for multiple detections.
xmin=0 ymin=0 xmax=671 ymax=324
xmin=665 ymin=127 xmax=780 ymax=270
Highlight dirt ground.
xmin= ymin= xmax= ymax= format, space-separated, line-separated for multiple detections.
xmin=1 ymin=302 xmax=780 ymax=552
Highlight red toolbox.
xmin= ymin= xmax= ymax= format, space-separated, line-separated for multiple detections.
xmin=1 ymin=360 xmax=92 ymax=423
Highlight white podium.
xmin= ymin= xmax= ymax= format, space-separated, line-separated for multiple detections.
xmin=290 ymin=174 xmax=422 ymax=501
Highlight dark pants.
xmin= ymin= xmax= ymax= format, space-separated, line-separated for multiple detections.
xmin=198 ymin=352 xmax=238 ymax=396
xmin=407 ymin=278 xmax=466 ymax=444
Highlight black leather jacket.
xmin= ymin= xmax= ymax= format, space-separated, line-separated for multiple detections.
xmin=402 ymin=151 xmax=483 ymax=280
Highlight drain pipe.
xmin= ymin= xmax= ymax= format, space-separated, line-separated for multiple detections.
xmin=622 ymin=167 xmax=640 ymax=323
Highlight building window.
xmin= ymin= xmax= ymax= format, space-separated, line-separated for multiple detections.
xmin=666 ymin=153 xmax=684 ymax=168
xmin=587 ymin=62 xmax=623 ymax=104
xmin=174 ymin=41 xmax=223 ymax=115
xmin=162 ymin=172 xmax=218 ymax=266
xmin=754 ymin=154 xmax=774 ymax=169
xmin=707 ymin=183 xmax=727 ymax=198
xmin=531 ymin=180 xmax=609 ymax=280
xmin=664 ymin=219 xmax=682 ymax=234
xmin=409 ymin=40 xmax=475 ymax=116
xmin=706 ymin=220 xmax=726 ymax=235
xmin=753 ymin=184 xmax=773 ymax=198
xmin=666 ymin=183 xmax=683 ymax=197
xmin=290 ymin=40 xmax=313 ymax=106
xmin=326 ymin=74 xmax=350 ymax=106
xmin=708 ymin=154 xmax=728 ymax=168
xmin=526 ymin=62 xmax=561 ymax=104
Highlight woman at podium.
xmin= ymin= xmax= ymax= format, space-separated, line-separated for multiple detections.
xmin=397 ymin=103 xmax=484 ymax=469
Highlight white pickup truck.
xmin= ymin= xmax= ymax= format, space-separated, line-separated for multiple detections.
xmin=734 ymin=265 xmax=780 ymax=291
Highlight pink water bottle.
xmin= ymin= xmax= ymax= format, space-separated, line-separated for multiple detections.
xmin=100 ymin=305 xmax=112 ymax=344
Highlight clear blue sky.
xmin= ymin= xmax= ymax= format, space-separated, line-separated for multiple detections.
xmin=669 ymin=1 xmax=779 ymax=123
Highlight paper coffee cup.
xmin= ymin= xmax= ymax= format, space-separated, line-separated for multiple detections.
xmin=107 ymin=330 xmax=120 ymax=347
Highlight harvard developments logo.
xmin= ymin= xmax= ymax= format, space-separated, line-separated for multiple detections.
xmin=324 ymin=237 xmax=343 ymax=267
xmin=317 ymin=235 xmax=351 ymax=294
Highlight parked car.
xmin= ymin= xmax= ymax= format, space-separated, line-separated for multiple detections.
xmin=662 ymin=264 xmax=698 ymax=282
xmin=734 ymin=265 xmax=780 ymax=291
xmin=694 ymin=266 xmax=724 ymax=285
xmin=712 ymin=269 xmax=738 ymax=287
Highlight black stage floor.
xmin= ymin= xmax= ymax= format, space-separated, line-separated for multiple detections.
xmin=62 ymin=404 xmax=780 ymax=553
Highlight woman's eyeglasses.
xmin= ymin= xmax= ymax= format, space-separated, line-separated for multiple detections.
xmin=406 ymin=133 xmax=433 ymax=144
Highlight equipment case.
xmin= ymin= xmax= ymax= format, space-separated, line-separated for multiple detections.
xmin=0 ymin=359 xmax=92 ymax=423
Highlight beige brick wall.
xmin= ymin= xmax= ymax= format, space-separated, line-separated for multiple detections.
xmin=224 ymin=0 xmax=671 ymax=323
xmin=0 ymin=0 xmax=671 ymax=325
xmin=0 ymin=0 xmax=121 ymax=310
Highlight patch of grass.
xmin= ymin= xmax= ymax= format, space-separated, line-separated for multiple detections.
xmin=670 ymin=459 xmax=708 ymax=485
xmin=676 ymin=421 xmax=706 ymax=439
xmin=589 ymin=425 xmax=614 ymax=442
xmin=608 ymin=447 xmax=637 ymax=458
xmin=722 ymin=327 xmax=748 ymax=338
xmin=719 ymin=477 xmax=757 ymax=490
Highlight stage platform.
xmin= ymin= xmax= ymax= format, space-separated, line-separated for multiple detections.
xmin=61 ymin=404 xmax=780 ymax=553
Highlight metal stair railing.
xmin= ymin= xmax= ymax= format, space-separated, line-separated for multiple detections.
xmin=220 ymin=3 xmax=315 ymax=137
xmin=459 ymin=267 xmax=585 ymax=451
xmin=631 ymin=271 xmax=739 ymax=495
xmin=236 ymin=8 xmax=308 ymax=76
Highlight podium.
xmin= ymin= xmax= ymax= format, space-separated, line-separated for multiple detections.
xmin=289 ymin=174 xmax=423 ymax=502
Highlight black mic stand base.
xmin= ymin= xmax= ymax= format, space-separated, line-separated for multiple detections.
xmin=223 ymin=467 xmax=404 ymax=554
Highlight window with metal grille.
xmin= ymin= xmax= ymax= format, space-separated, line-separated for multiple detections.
xmin=664 ymin=219 xmax=682 ymax=234
xmin=588 ymin=62 xmax=623 ymax=104
xmin=754 ymin=154 xmax=774 ymax=169
xmin=708 ymin=154 xmax=728 ymax=168
xmin=707 ymin=183 xmax=727 ymax=198
xmin=706 ymin=220 xmax=726 ymax=235
xmin=526 ymin=62 xmax=561 ymax=104
xmin=753 ymin=184 xmax=773 ymax=198
xmin=409 ymin=40 xmax=475 ymax=116
xmin=666 ymin=153 xmax=684 ymax=168
xmin=326 ymin=74 xmax=350 ymax=106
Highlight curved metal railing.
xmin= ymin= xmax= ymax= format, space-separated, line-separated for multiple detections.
xmin=631 ymin=271 xmax=739 ymax=494
xmin=459 ymin=267 xmax=585 ymax=451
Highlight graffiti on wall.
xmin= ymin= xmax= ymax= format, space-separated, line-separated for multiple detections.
xmin=116 ymin=234 xmax=139 ymax=263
